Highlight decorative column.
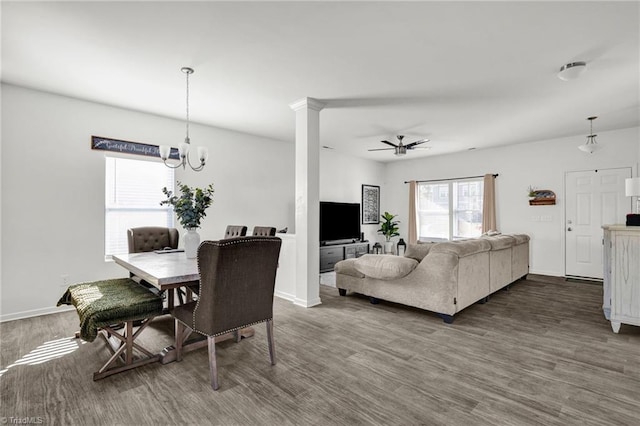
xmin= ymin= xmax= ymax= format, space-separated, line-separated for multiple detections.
xmin=289 ymin=97 xmax=324 ymax=307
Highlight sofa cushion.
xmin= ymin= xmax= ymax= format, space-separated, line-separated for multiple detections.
xmin=353 ymin=254 xmax=418 ymax=280
xmin=430 ymin=239 xmax=491 ymax=257
xmin=404 ymin=242 xmax=436 ymax=261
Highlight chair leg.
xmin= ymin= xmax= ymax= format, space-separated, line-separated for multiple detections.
xmin=234 ymin=329 xmax=241 ymax=343
xmin=175 ymin=319 xmax=184 ymax=362
xmin=207 ymin=336 xmax=219 ymax=390
xmin=266 ymin=319 xmax=276 ymax=366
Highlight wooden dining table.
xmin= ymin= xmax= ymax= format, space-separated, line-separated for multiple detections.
xmin=112 ymin=251 xmax=199 ymax=310
xmin=112 ymin=251 xmax=254 ymax=363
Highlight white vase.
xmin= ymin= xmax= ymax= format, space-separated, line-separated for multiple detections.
xmin=384 ymin=241 xmax=394 ymax=254
xmin=184 ymin=228 xmax=200 ymax=259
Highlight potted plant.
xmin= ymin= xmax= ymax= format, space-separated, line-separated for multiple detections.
xmin=527 ymin=185 xmax=537 ymax=200
xmin=378 ymin=211 xmax=400 ymax=254
xmin=161 ymin=181 xmax=214 ymax=258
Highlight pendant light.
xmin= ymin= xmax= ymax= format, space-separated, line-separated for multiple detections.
xmin=159 ymin=67 xmax=208 ymax=171
xmin=578 ymin=116 xmax=600 ymax=154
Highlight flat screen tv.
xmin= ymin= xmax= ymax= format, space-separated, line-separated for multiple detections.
xmin=320 ymin=201 xmax=361 ymax=245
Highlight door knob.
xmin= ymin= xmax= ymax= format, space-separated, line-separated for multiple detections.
xmin=567 ymin=227 xmax=572 ymax=231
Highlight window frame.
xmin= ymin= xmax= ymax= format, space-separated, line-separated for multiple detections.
xmin=416 ymin=177 xmax=484 ymax=242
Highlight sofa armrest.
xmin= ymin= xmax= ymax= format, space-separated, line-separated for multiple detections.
xmin=334 ymin=258 xmax=365 ymax=278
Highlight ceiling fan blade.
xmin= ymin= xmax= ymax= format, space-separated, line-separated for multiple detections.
xmin=409 ymin=146 xmax=432 ymax=150
xmin=381 ymin=140 xmax=398 ymax=148
xmin=405 ymin=138 xmax=430 ymax=148
xmin=368 ymin=148 xmax=395 ymax=151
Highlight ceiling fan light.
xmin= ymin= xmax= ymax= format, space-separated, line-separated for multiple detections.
xmin=558 ymin=61 xmax=586 ymax=81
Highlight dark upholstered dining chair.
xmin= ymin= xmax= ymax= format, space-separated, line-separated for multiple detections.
xmin=224 ymin=225 xmax=247 ymax=239
xmin=127 ymin=226 xmax=184 ymax=300
xmin=127 ymin=227 xmax=179 ymax=253
xmin=170 ymin=236 xmax=282 ymax=390
xmin=252 ymin=226 xmax=277 ymax=236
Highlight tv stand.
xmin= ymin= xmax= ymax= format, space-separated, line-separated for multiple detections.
xmin=321 ymin=239 xmax=358 ymax=246
xmin=320 ymin=241 xmax=369 ymax=273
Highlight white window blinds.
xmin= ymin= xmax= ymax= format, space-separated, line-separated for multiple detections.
xmin=105 ymin=157 xmax=175 ymax=257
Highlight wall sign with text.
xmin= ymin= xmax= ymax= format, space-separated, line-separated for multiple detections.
xmin=91 ymin=136 xmax=179 ymax=160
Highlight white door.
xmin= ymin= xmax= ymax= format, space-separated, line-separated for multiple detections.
xmin=565 ymin=168 xmax=631 ymax=279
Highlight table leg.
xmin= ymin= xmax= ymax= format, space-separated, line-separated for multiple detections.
xmin=167 ymin=288 xmax=175 ymax=311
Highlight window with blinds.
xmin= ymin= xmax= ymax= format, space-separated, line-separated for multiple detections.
xmin=105 ymin=157 xmax=175 ymax=257
xmin=417 ymin=178 xmax=484 ymax=241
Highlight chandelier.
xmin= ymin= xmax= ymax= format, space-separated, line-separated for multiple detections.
xmin=578 ymin=116 xmax=600 ymax=154
xmin=159 ymin=67 xmax=208 ymax=171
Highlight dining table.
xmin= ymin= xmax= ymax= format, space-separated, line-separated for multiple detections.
xmin=112 ymin=250 xmax=254 ymax=363
xmin=112 ymin=250 xmax=199 ymax=310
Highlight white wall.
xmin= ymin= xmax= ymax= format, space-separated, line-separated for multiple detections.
xmin=320 ymin=148 xmax=385 ymax=243
xmin=2 ymin=82 xmax=637 ymax=319
xmin=0 ymin=84 xmax=295 ymax=320
xmin=384 ymin=127 xmax=640 ymax=276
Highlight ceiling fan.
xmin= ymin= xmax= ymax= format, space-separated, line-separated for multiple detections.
xmin=368 ymin=135 xmax=430 ymax=156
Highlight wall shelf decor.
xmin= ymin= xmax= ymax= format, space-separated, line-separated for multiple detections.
xmin=529 ymin=189 xmax=556 ymax=205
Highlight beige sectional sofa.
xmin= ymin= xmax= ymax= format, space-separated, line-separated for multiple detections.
xmin=334 ymin=234 xmax=530 ymax=323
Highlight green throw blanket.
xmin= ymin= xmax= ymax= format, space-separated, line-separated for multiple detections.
xmin=57 ymin=278 xmax=163 ymax=342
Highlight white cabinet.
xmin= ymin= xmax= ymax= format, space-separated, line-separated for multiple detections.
xmin=602 ymin=225 xmax=640 ymax=333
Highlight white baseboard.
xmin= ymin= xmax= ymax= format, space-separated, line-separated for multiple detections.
xmin=274 ymin=290 xmax=296 ymax=302
xmin=528 ymin=269 xmax=563 ymax=277
xmin=294 ymin=297 xmax=322 ymax=308
xmin=1 ymin=305 xmax=75 ymax=323
xmin=3 ymin=291 xmax=317 ymax=322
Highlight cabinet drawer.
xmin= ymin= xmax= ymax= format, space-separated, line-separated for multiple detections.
xmin=320 ymin=247 xmax=343 ymax=258
xmin=320 ymin=258 xmax=340 ymax=271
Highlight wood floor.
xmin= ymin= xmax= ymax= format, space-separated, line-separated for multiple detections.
xmin=1 ymin=275 xmax=639 ymax=425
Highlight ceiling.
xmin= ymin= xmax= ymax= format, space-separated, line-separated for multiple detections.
xmin=2 ymin=1 xmax=639 ymax=162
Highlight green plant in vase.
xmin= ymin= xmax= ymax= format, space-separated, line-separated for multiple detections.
xmin=377 ymin=211 xmax=400 ymax=254
xmin=160 ymin=181 xmax=214 ymax=258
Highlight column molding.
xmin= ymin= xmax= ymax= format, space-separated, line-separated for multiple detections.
xmin=289 ymin=97 xmax=325 ymax=112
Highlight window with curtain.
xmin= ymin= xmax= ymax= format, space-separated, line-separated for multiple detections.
xmin=105 ymin=156 xmax=175 ymax=257
xmin=417 ymin=178 xmax=484 ymax=241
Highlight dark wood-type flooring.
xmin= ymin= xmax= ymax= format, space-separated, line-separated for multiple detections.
xmin=1 ymin=275 xmax=639 ymax=425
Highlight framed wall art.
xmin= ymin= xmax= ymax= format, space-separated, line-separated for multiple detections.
xmin=362 ymin=184 xmax=380 ymax=224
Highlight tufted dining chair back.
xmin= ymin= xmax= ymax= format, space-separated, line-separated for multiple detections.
xmin=252 ymin=226 xmax=277 ymax=237
xmin=127 ymin=227 xmax=179 ymax=253
xmin=224 ymin=225 xmax=248 ymax=239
